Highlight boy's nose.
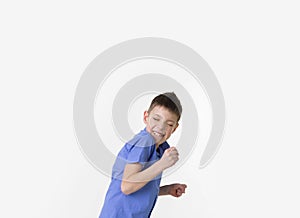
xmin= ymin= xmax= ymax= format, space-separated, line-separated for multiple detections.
xmin=157 ymin=122 xmax=166 ymax=132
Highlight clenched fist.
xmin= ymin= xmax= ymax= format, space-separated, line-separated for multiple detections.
xmin=159 ymin=146 xmax=179 ymax=170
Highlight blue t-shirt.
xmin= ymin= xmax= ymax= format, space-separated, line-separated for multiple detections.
xmin=99 ymin=128 xmax=170 ymax=218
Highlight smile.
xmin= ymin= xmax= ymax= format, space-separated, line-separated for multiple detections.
xmin=152 ymin=131 xmax=165 ymax=137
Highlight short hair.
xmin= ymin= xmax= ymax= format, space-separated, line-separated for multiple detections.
xmin=148 ymin=92 xmax=182 ymax=121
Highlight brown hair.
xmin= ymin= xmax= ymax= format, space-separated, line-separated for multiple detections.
xmin=148 ymin=92 xmax=182 ymax=121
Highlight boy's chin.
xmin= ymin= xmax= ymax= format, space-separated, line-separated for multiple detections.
xmin=151 ymin=134 xmax=163 ymax=142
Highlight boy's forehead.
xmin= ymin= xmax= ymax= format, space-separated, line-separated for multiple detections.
xmin=149 ymin=106 xmax=178 ymax=120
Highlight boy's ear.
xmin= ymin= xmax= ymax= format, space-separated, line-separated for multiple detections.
xmin=143 ymin=110 xmax=149 ymax=124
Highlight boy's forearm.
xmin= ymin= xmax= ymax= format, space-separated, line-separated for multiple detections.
xmin=130 ymin=160 xmax=165 ymax=182
xmin=122 ymin=160 xmax=165 ymax=195
xmin=158 ymin=185 xmax=169 ymax=196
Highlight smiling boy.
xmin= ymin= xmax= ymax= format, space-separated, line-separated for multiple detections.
xmin=99 ymin=92 xmax=187 ymax=218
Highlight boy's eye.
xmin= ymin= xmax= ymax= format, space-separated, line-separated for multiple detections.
xmin=168 ymin=124 xmax=174 ymax=127
xmin=153 ymin=118 xmax=159 ymax=121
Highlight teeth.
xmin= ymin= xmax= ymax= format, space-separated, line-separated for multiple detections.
xmin=153 ymin=131 xmax=164 ymax=137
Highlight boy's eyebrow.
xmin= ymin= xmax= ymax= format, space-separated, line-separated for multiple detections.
xmin=153 ymin=113 xmax=176 ymax=123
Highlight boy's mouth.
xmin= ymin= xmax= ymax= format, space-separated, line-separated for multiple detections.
xmin=152 ymin=131 xmax=165 ymax=138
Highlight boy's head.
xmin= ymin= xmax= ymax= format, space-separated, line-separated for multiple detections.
xmin=143 ymin=92 xmax=182 ymax=146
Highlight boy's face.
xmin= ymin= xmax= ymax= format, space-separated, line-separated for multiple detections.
xmin=143 ymin=105 xmax=179 ymax=146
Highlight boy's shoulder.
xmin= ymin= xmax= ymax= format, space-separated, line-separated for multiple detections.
xmin=127 ymin=128 xmax=155 ymax=148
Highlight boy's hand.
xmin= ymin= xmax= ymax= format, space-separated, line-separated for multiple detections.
xmin=167 ymin=183 xmax=187 ymax=197
xmin=159 ymin=147 xmax=179 ymax=170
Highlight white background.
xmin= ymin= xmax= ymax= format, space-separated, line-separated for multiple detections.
xmin=1 ymin=1 xmax=299 ymax=217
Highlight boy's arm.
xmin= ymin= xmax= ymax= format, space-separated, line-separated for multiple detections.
xmin=159 ymin=184 xmax=187 ymax=197
xmin=158 ymin=185 xmax=170 ymax=196
xmin=121 ymin=147 xmax=178 ymax=195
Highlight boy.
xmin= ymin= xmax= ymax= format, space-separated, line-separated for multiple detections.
xmin=99 ymin=92 xmax=187 ymax=218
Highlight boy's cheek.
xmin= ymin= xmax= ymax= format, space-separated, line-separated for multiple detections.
xmin=164 ymin=132 xmax=172 ymax=140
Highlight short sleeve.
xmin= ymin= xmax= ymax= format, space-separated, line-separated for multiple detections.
xmin=125 ymin=134 xmax=155 ymax=165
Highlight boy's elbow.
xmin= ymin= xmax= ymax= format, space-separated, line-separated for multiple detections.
xmin=121 ymin=181 xmax=134 ymax=195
